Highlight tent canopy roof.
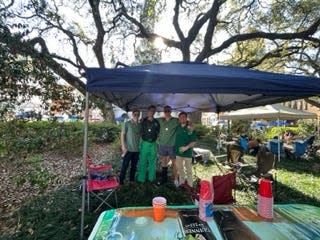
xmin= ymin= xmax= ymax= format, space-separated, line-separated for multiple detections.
xmin=219 ymin=104 xmax=318 ymax=120
xmin=86 ymin=62 xmax=320 ymax=112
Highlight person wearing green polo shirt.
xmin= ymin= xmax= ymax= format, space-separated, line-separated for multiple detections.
xmin=137 ymin=105 xmax=160 ymax=182
xmin=175 ymin=111 xmax=197 ymax=187
xmin=119 ymin=109 xmax=141 ymax=185
xmin=157 ymin=105 xmax=179 ymax=186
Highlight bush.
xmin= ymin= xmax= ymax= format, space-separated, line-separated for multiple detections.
xmin=193 ymin=124 xmax=221 ymax=152
xmin=193 ymin=124 xmax=209 ymax=139
xmin=265 ymin=126 xmax=299 ymax=139
xmin=297 ymin=119 xmax=318 ymax=138
xmin=230 ymin=120 xmax=251 ymax=135
xmin=0 ymin=121 xmax=120 ymax=160
xmin=88 ymin=122 xmax=121 ymax=143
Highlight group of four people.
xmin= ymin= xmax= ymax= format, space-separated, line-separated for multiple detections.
xmin=119 ymin=105 xmax=197 ymax=187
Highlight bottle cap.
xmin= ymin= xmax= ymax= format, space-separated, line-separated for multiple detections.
xmin=258 ymin=179 xmax=273 ymax=198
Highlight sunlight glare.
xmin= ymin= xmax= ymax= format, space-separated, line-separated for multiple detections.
xmin=153 ymin=37 xmax=166 ymax=50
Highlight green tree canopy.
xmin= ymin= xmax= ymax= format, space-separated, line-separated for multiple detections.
xmin=0 ymin=0 xmax=319 ymax=117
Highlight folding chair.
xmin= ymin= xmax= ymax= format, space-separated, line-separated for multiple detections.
xmin=86 ymin=155 xmax=119 ymax=212
xmin=292 ymin=141 xmax=308 ymax=159
xmin=212 ymin=171 xmax=236 ymax=204
xmin=305 ymin=135 xmax=316 ymax=156
xmin=286 ymin=136 xmax=315 ymax=159
xmin=268 ymin=140 xmax=284 ymax=158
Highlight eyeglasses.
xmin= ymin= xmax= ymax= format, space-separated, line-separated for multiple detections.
xmin=133 ymin=113 xmax=140 ymax=116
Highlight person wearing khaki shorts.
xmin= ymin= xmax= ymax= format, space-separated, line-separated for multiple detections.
xmin=175 ymin=112 xmax=197 ymax=187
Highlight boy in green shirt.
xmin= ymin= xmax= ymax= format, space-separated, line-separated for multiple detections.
xmin=175 ymin=111 xmax=197 ymax=187
xmin=157 ymin=105 xmax=179 ymax=186
xmin=119 ymin=109 xmax=141 ymax=185
xmin=137 ymin=105 xmax=160 ymax=182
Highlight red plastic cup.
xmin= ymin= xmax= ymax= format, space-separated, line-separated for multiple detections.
xmin=258 ymin=179 xmax=273 ymax=198
xmin=199 ymin=180 xmax=213 ymax=200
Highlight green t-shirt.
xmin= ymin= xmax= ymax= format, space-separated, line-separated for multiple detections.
xmin=158 ymin=117 xmax=179 ymax=146
xmin=175 ymin=125 xmax=197 ymax=158
xmin=122 ymin=120 xmax=141 ymax=152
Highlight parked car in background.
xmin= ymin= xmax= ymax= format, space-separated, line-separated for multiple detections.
xmin=15 ymin=111 xmax=39 ymax=121
xmin=69 ymin=115 xmax=80 ymax=122
xmin=89 ymin=115 xmax=103 ymax=122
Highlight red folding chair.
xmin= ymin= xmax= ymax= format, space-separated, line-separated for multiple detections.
xmin=86 ymin=155 xmax=119 ymax=212
xmin=212 ymin=172 xmax=236 ymax=204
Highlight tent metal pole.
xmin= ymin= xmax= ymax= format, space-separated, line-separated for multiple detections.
xmin=318 ymin=115 xmax=320 ymax=138
xmin=277 ymin=117 xmax=280 ymax=163
xmin=80 ymin=92 xmax=89 ymax=240
xmin=275 ymin=117 xmax=280 ymax=201
xmin=217 ymin=113 xmax=221 ymax=155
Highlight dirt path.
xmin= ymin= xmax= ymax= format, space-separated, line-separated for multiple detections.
xmin=0 ymin=144 xmax=118 ymax=235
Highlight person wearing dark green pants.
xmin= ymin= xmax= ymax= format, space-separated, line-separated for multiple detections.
xmin=137 ymin=105 xmax=160 ymax=182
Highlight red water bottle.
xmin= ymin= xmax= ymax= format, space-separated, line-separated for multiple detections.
xmin=199 ymin=180 xmax=213 ymax=221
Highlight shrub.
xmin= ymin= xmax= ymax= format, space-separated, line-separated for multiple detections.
xmin=0 ymin=121 xmax=120 ymax=160
xmin=230 ymin=120 xmax=251 ymax=135
xmin=193 ymin=123 xmax=209 ymax=139
xmin=297 ymin=119 xmax=318 ymax=138
xmin=265 ymin=126 xmax=299 ymax=139
xmin=193 ymin=124 xmax=220 ymax=152
xmin=89 ymin=122 xmax=121 ymax=143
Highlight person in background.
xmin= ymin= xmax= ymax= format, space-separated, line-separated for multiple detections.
xmin=283 ymin=130 xmax=294 ymax=144
xmin=239 ymin=133 xmax=249 ymax=152
xmin=137 ymin=105 xmax=160 ymax=183
xmin=248 ymin=138 xmax=261 ymax=155
xmin=119 ymin=109 xmax=141 ymax=185
xmin=157 ymin=105 xmax=179 ymax=186
xmin=175 ymin=111 xmax=197 ymax=187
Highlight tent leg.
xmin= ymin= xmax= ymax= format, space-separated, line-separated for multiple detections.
xmin=80 ymin=92 xmax=89 ymax=240
xmin=275 ymin=117 xmax=281 ymax=202
xmin=217 ymin=113 xmax=221 ymax=154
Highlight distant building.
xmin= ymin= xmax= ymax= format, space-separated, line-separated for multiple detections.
xmin=201 ymin=112 xmax=218 ymax=126
xmin=285 ymin=100 xmax=320 ymax=117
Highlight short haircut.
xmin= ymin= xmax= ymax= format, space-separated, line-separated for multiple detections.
xmin=148 ymin=105 xmax=156 ymax=111
xmin=132 ymin=108 xmax=140 ymax=114
xmin=163 ymin=105 xmax=172 ymax=110
xmin=178 ymin=111 xmax=187 ymax=117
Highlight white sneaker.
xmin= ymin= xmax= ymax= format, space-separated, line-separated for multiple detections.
xmin=174 ymin=180 xmax=179 ymax=187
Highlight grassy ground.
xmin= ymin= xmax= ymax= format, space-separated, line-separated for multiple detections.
xmin=1 ymin=150 xmax=319 ymax=240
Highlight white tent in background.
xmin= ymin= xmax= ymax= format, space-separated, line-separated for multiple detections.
xmin=219 ymin=104 xmax=317 ymax=121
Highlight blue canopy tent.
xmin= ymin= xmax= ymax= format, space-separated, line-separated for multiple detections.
xmin=86 ymin=62 xmax=320 ymax=112
xmin=80 ymin=62 xmax=320 ymax=239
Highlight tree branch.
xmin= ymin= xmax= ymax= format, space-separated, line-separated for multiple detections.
xmin=199 ymin=17 xmax=320 ymax=61
xmin=88 ymin=0 xmax=106 ymax=67
xmin=173 ymin=0 xmax=185 ymax=41
xmin=304 ymin=98 xmax=320 ymax=109
xmin=196 ymin=0 xmax=226 ymax=61
xmin=119 ymin=3 xmax=180 ymax=49
xmin=0 ymin=0 xmax=14 ymax=12
xmin=0 ymin=26 xmax=86 ymax=94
